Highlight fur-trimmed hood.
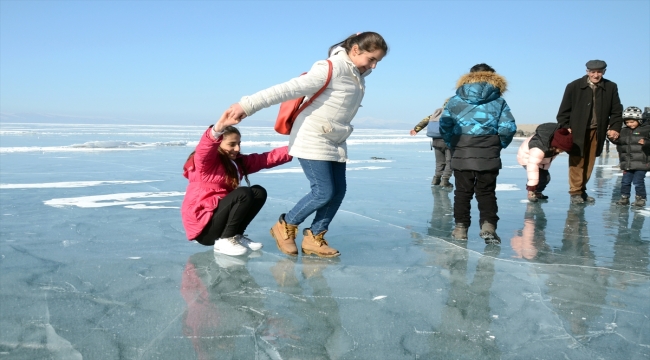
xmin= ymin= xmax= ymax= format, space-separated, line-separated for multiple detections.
xmin=454 ymin=71 xmax=508 ymax=105
xmin=456 ymin=71 xmax=508 ymax=93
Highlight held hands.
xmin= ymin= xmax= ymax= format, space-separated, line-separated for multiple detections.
xmin=607 ymin=130 xmax=619 ymax=141
xmin=640 ymin=139 xmax=645 ymax=145
xmin=227 ymin=103 xmax=247 ymax=123
xmin=214 ymin=109 xmax=239 ymax=133
xmin=214 ymin=103 xmax=249 ymax=133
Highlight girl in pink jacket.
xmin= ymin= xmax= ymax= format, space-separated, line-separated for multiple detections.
xmin=181 ymin=111 xmax=292 ymax=256
xmin=517 ymin=124 xmax=573 ymax=202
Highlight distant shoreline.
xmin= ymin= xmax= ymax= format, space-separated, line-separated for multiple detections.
xmin=0 ymin=119 xmax=545 ymax=133
xmin=514 ymin=123 xmax=540 ymax=138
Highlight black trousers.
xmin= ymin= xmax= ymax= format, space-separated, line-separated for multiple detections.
xmin=453 ymin=170 xmax=499 ymax=227
xmin=537 ymin=168 xmax=551 ymax=192
xmin=195 ymin=185 xmax=267 ymax=246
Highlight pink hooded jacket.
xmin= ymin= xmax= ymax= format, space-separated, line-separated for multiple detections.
xmin=516 ymin=136 xmax=558 ymax=187
xmin=181 ymin=128 xmax=292 ymax=240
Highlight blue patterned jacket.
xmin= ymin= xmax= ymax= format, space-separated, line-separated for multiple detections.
xmin=440 ymin=71 xmax=517 ymax=171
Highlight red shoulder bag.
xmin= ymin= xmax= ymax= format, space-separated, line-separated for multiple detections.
xmin=274 ymin=60 xmax=333 ymax=135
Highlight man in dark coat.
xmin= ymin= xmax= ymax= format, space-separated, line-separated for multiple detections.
xmin=556 ymin=60 xmax=623 ymax=204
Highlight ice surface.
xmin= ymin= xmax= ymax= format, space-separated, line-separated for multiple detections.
xmin=1 ymin=123 xmax=648 ymax=359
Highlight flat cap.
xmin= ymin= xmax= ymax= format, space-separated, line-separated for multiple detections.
xmin=586 ymin=60 xmax=607 ymax=69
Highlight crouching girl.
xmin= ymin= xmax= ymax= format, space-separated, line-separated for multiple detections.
xmin=181 ymin=110 xmax=292 ymax=255
xmin=517 ymin=123 xmax=573 ymax=202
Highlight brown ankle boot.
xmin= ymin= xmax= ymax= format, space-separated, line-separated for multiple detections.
xmin=270 ymin=214 xmax=298 ymax=256
xmin=301 ymin=229 xmax=340 ymax=258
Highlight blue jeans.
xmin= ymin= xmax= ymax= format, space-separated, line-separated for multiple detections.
xmin=285 ymin=158 xmax=347 ymax=234
xmin=621 ymin=170 xmax=647 ymax=198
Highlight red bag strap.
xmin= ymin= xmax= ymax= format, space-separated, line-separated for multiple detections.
xmin=291 ymin=60 xmax=333 ymax=121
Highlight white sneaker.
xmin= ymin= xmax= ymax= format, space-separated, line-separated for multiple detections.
xmin=236 ymin=234 xmax=263 ymax=251
xmin=213 ymin=236 xmax=248 ymax=256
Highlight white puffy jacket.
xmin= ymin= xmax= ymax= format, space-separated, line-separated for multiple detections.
xmin=238 ymin=50 xmax=368 ymax=162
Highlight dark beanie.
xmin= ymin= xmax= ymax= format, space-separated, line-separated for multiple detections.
xmin=551 ymin=128 xmax=573 ymax=152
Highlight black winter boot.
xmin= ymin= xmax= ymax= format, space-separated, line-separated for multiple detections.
xmin=616 ymin=195 xmax=630 ymax=206
xmin=633 ymin=196 xmax=646 ymax=207
xmin=479 ymin=222 xmax=501 ymax=245
xmin=582 ymin=192 xmax=595 ymax=203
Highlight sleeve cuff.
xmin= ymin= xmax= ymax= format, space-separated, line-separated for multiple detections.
xmin=211 ymin=127 xmax=224 ymax=140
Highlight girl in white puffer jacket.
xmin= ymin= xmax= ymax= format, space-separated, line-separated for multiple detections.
xmin=227 ymin=32 xmax=388 ymax=257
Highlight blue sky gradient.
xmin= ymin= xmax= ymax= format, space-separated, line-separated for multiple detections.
xmin=1 ymin=0 xmax=649 ymax=128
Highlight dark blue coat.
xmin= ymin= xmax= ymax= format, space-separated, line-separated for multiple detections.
xmin=440 ymin=71 xmax=517 ymax=171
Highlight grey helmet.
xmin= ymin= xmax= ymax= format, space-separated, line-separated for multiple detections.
xmin=623 ymin=106 xmax=643 ymax=123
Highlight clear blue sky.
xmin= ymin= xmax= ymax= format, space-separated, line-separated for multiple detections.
xmin=1 ymin=0 xmax=649 ymax=128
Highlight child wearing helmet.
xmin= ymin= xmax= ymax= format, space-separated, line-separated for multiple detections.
xmin=608 ymin=106 xmax=650 ymax=207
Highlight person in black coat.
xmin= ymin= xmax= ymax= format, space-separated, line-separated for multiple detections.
xmin=556 ymin=60 xmax=623 ymax=204
xmin=609 ymin=106 xmax=650 ymax=207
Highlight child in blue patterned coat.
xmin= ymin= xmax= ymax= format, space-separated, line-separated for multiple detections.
xmin=440 ymin=63 xmax=517 ymax=244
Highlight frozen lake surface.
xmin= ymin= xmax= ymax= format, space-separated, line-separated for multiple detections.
xmin=1 ymin=123 xmax=648 ymax=359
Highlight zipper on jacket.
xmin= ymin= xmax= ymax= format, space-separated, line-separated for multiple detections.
xmin=625 ymin=131 xmax=633 ymax=170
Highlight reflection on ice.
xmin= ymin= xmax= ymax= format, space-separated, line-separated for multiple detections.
xmin=1 ymin=125 xmax=648 ymax=359
xmin=182 ymin=251 xmax=351 ymax=359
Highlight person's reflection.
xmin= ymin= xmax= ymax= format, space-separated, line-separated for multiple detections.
xmin=611 ymin=206 xmax=649 ymax=275
xmin=181 ymin=250 xmax=265 ymax=360
xmin=267 ymin=256 xmax=347 ymax=359
xmin=594 ymin=152 xmax=613 ymax=195
xmin=408 ymin=187 xmax=455 ymax=265
xmin=428 ymin=186 xmax=455 ymax=239
xmin=423 ymin=243 xmax=501 ymax=359
xmin=409 ymin=186 xmax=454 ymax=264
xmin=510 ymin=202 xmax=551 ymax=261
xmin=544 ymin=204 xmax=608 ymax=337
xmin=604 ymin=173 xmax=624 ymax=225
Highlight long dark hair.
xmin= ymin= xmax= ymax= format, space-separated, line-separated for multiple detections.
xmin=184 ymin=125 xmax=250 ymax=189
xmin=218 ymin=126 xmax=249 ymax=189
xmin=328 ymin=32 xmax=389 ymax=57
